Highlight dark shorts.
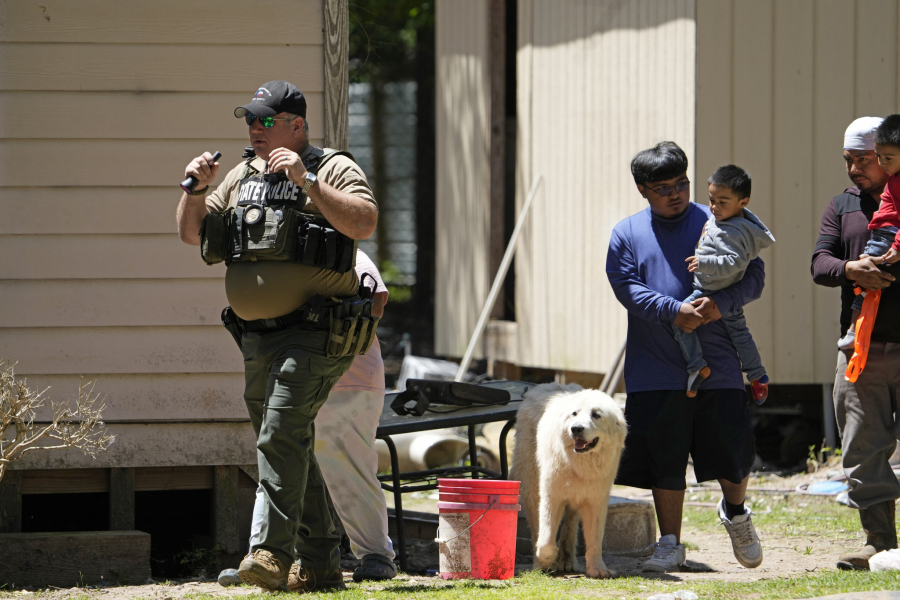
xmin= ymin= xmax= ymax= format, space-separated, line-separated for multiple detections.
xmin=615 ymin=388 xmax=756 ymax=490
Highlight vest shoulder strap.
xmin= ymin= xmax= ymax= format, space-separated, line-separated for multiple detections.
xmin=311 ymin=148 xmax=357 ymax=175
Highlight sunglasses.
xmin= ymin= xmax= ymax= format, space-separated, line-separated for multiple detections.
xmin=244 ymin=114 xmax=296 ymax=128
xmin=647 ymin=180 xmax=690 ymax=196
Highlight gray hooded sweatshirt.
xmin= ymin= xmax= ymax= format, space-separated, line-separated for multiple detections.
xmin=693 ymin=207 xmax=775 ymax=292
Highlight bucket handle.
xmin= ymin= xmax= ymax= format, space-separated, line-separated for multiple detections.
xmin=434 ymin=496 xmax=498 ymax=544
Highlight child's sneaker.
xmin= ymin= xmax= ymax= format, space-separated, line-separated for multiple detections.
xmin=686 ymin=366 xmax=711 ymax=398
xmin=837 ymin=328 xmax=856 ymax=350
xmin=750 ymin=375 xmax=768 ymax=405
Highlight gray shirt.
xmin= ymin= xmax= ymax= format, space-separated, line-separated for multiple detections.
xmin=693 ymin=208 xmax=776 ymax=292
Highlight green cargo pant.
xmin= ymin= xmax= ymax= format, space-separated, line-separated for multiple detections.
xmin=241 ymin=325 xmax=355 ymax=570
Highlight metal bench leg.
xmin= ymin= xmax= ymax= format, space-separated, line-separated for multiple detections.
xmin=499 ymin=418 xmax=516 ymax=479
xmin=383 ymin=435 xmax=407 ymax=573
xmin=468 ymin=424 xmax=479 ymax=479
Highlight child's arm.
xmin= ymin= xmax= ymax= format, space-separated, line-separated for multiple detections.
xmin=695 ymin=230 xmax=751 ymax=280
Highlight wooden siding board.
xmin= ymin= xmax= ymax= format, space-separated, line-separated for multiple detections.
xmin=728 ymin=0 xmax=775 ymax=380
xmin=695 ymin=0 xmax=733 ymax=180
xmin=0 ymin=280 xmax=228 ymax=327
xmin=0 ymin=327 xmax=243 ymax=374
xmin=515 ymin=1 xmax=695 ymax=372
xmin=772 ymin=0 xmax=815 ymax=381
xmin=1 ymin=189 xmax=196 ymax=235
xmin=0 ymin=44 xmax=324 ymax=92
xmin=855 ymin=0 xmax=898 ymax=116
xmin=812 ymin=0 xmax=856 ymax=383
xmin=0 ymin=0 xmax=323 ymax=44
xmin=515 ymin=0 xmax=536 ymax=369
xmin=0 ymin=91 xmax=325 ymax=140
xmin=323 ymin=0 xmax=349 ymax=150
xmin=434 ymin=0 xmax=491 ymax=358
xmin=0 ymin=0 xmax=329 ymax=470
xmin=0 ymin=235 xmax=225 ymax=279
xmin=7 ymin=423 xmax=256 ymax=469
xmin=1 ymin=140 xmax=255 ymax=187
xmin=20 ymin=373 xmax=246 ymax=422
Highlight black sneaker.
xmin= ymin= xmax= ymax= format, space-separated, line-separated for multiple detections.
xmin=352 ymin=554 xmax=397 ymax=582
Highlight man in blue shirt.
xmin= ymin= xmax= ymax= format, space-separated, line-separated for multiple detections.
xmin=606 ymin=142 xmax=765 ymax=572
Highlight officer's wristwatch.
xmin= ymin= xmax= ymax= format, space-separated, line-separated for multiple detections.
xmin=301 ymin=172 xmax=317 ymax=195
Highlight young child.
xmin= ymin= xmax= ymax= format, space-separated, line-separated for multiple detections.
xmin=672 ymin=165 xmax=776 ymax=402
xmin=838 ymin=114 xmax=900 ymax=350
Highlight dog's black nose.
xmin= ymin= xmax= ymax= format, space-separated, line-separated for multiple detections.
xmin=571 ymin=425 xmax=584 ymax=435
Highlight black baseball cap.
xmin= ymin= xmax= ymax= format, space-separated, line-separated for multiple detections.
xmin=234 ymin=80 xmax=307 ymax=119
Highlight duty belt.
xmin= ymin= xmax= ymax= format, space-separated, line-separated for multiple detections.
xmin=232 ymin=303 xmax=330 ymax=334
xmin=221 ymin=288 xmax=378 ymax=358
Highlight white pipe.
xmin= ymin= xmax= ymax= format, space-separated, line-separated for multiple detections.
xmin=455 ymin=175 xmax=543 ymax=382
xmin=600 ymin=341 xmax=626 ymax=394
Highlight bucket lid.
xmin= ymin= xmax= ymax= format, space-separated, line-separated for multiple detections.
xmin=437 ymin=501 xmax=521 ymax=511
xmin=437 ymin=478 xmax=520 ymax=490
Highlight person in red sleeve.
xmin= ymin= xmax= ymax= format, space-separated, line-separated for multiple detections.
xmin=839 ymin=115 xmax=900 ymax=350
xmin=812 ymin=116 xmax=899 ymax=571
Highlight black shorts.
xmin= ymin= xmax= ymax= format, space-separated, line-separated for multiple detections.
xmin=615 ymin=388 xmax=756 ymax=490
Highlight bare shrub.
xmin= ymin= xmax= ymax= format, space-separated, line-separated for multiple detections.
xmin=0 ymin=362 xmax=115 ymax=482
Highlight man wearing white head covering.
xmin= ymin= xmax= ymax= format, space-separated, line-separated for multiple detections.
xmin=812 ymin=116 xmax=899 ymax=571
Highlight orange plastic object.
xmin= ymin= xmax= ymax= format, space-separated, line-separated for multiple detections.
xmin=846 ymin=287 xmax=882 ymax=382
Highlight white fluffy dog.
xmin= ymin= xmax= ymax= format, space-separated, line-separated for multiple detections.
xmin=510 ymin=383 xmax=627 ymax=578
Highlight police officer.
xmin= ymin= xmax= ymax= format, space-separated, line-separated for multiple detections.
xmin=176 ymin=80 xmax=378 ymax=592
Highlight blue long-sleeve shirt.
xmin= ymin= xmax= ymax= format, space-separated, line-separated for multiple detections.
xmin=606 ymin=203 xmax=765 ymax=393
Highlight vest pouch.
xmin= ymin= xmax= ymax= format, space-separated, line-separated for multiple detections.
xmin=241 ymin=206 xmax=296 ymax=260
xmin=200 ymin=211 xmax=231 ymax=265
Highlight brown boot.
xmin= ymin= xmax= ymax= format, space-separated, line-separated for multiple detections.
xmin=238 ymin=549 xmax=289 ymax=590
xmin=837 ymin=500 xmax=898 ymax=570
xmin=286 ymin=563 xmax=346 ymax=593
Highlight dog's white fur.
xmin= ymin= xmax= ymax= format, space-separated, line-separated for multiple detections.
xmin=510 ymin=383 xmax=627 ymax=578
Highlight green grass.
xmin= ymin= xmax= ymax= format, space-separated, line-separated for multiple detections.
xmin=147 ymin=569 xmax=900 ymax=600
xmin=680 ymin=485 xmax=868 ymax=541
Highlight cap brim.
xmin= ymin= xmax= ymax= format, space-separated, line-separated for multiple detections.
xmin=234 ymin=104 xmax=277 ymax=118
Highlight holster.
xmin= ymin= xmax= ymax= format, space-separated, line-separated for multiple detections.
xmin=221 ymin=306 xmax=245 ymax=351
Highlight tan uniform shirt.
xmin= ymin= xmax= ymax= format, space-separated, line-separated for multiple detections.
xmin=206 ymin=149 xmax=377 ymax=320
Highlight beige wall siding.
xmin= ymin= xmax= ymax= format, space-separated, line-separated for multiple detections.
xmin=0 ymin=0 xmax=326 ymax=469
xmin=434 ymin=0 xmax=492 ymax=357
xmin=515 ymin=0 xmax=696 ymax=372
xmin=696 ymin=0 xmax=900 ymax=384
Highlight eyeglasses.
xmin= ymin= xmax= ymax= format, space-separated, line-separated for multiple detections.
xmin=244 ymin=114 xmax=296 ymax=128
xmin=647 ymin=180 xmax=690 ymax=197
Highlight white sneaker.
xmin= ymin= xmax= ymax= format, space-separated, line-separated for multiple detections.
xmin=717 ymin=498 xmax=763 ymax=568
xmin=642 ymin=534 xmax=686 ymax=573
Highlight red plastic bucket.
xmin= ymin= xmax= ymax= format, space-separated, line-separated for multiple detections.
xmin=435 ymin=479 xmax=520 ymax=580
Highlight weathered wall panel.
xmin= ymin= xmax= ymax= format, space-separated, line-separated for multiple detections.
xmin=695 ymin=0 xmax=900 ymax=383
xmin=434 ymin=0 xmax=492 ymax=357
xmin=515 ymin=0 xmax=696 ymax=372
xmin=0 ymin=1 xmax=330 ymax=469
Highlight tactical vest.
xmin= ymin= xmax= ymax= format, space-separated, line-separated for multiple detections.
xmin=199 ymin=146 xmax=357 ymax=273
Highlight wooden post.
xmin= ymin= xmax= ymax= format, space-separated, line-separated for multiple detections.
xmin=323 ymin=0 xmax=349 ymax=151
xmin=0 ymin=470 xmax=22 ymax=533
xmin=213 ymin=466 xmax=240 ymax=554
xmin=109 ymin=467 xmax=135 ymax=530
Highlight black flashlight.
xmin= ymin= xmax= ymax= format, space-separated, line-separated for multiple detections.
xmin=181 ymin=151 xmax=222 ymax=194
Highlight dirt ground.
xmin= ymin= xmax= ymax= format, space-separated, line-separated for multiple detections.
xmin=2 ymin=467 xmax=873 ymax=599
